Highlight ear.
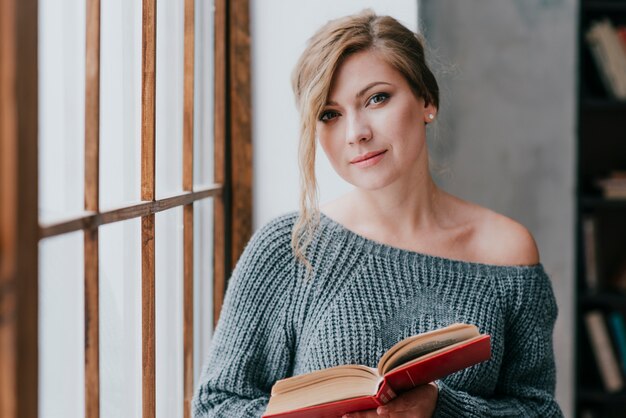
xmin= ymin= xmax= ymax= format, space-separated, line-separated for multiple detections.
xmin=423 ymin=102 xmax=437 ymax=124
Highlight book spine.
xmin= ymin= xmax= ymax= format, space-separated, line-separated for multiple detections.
xmin=585 ymin=310 xmax=624 ymax=393
xmin=609 ymin=260 xmax=626 ymax=292
xmin=582 ymin=216 xmax=599 ymax=291
xmin=374 ymin=379 xmax=397 ymax=405
xmin=580 ymin=409 xmax=597 ymax=418
xmin=608 ymin=312 xmax=626 ymax=376
xmin=586 ymin=20 xmax=626 ymax=99
xmin=603 ymin=20 xmax=626 ymax=97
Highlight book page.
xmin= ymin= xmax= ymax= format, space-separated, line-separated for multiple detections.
xmin=264 ymin=374 xmax=383 ymax=416
xmin=377 ymin=323 xmax=479 ymax=375
xmin=271 ymin=364 xmax=379 ymax=395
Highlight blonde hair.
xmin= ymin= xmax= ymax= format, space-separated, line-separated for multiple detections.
xmin=290 ymin=9 xmax=439 ymax=275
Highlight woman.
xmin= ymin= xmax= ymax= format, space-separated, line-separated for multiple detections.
xmin=193 ymin=9 xmax=562 ymax=418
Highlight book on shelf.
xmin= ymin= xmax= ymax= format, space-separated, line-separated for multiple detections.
xmin=580 ymin=409 xmax=597 ymax=418
xmin=608 ymin=312 xmax=626 ymax=376
xmin=583 ymin=215 xmax=600 ymax=290
xmin=586 ymin=19 xmax=626 ymax=100
xmin=609 ymin=259 xmax=626 ymax=292
xmin=596 ymin=171 xmax=626 ymax=199
xmin=262 ymin=323 xmax=491 ymax=418
xmin=585 ymin=310 xmax=624 ymax=393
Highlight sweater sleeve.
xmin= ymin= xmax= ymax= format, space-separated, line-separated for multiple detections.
xmin=192 ymin=218 xmax=296 ymax=418
xmin=434 ymin=267 xmax=563 ymax=418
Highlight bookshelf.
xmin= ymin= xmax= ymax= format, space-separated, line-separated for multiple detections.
xmin=576 ymin=1 xmax=626 ymax=417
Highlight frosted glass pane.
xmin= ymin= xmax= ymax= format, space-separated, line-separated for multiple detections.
xmin=100 ymin=0 xmax=142 ymax=210
xmin=156 ymin=208 xmax=184 ymax=418
xmin=193 ymin=0 xmax=215 ymax=187
xmin=39 ymin=231 xmax=84 ymax=418
xmin=100 ymin=219 xmax=142 ymax=418
xmin=38 ymin=0 xmax=86 ymax=223
xmin=156 ymin=0 xmax=184 ymax=199
xmin=193 ymin=198 xmax=214 ymax=385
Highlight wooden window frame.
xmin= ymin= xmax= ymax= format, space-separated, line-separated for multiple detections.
xmin=0 ymin=0 xmax=252 ymax=417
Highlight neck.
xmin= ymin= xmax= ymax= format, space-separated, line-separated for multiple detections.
xmin=347 ymin=164 xmax=445 ymax=238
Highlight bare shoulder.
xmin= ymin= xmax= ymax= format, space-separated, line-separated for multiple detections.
xmin=472 ymin=207 xmax=540 ymax=266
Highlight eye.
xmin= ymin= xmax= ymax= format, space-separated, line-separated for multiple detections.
xmin=319 ymin=110 xmax=340 ymax=122
xmin=368 ymin=92 xmax=390 ymax=106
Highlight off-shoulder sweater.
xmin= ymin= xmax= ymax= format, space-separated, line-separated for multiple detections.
xmin=192 ymin=212 xmax=563 ymax=417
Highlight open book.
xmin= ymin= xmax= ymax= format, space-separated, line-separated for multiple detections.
xmin=262 ymin=323 xmax=491 ymax=418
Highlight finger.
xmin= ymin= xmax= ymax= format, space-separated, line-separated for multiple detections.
xmin=383 ymin=385 xmax=429 ymax=413
xmin=390 ymin=410 xmax=420 ymax=418
xmin=343 ymin=409 xmax=380 ymax=418
xmin=385 ymin=383 xmax=438 ymax=415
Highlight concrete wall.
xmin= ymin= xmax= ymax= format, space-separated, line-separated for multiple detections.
xmin=420 ymin=1 xmax=576 ymax=415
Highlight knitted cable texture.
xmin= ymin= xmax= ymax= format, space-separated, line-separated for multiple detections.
xmin=192 ymin=212 xmax=563 ymax=417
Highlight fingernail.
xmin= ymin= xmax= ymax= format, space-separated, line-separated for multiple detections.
xmin=377 ymin=406 xmax=388 ymax=415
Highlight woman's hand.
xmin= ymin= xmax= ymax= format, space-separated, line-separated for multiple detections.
xmin=342 ymin=382 xmax=438 ymax=418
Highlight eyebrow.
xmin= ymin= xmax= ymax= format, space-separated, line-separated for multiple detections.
xmin=326 ymin=81 xmax=392 ymax=106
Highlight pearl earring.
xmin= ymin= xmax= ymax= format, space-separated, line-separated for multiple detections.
xmin=428 ymin=113 xmax=435 ymax=120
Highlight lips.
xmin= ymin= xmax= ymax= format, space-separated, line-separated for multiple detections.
xmin=350 ymin=150 xmax=387 ymax=164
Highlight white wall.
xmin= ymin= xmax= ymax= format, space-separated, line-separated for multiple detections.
xmin=251 ymin=0 xmax=419 ymax=228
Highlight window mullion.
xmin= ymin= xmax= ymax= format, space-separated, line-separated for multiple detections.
xmin=141 ymin=0 xmax=157 ymax=417
xmin=213 ymin=0 xmax=228 ymax=328
xmin=183 ymin=0 xmax=195 ymax=415
xmin=84 ymin=0 xmax=101 ymax=416
xmin=0 ymin=0 xmax=39 ymax=417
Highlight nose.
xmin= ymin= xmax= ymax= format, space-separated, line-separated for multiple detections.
xmin=345 ymin=112 xmax=372 ymax=145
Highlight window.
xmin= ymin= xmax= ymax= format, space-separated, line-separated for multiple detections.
xmin=0 ymin=0 xmax=251 ymax=417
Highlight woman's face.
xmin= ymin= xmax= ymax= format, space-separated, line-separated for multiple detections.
xmin=316 ymin=50 xmax=436 ymax=191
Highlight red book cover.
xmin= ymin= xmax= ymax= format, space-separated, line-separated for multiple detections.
xmin=262 ymin=335 xmax=491 ymax=418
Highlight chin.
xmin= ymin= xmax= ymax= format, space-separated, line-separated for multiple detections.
xmin=344 ymin=174 xmax=395 ymax=191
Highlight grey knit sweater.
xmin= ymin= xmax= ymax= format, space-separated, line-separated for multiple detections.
xmin=193 ymin=212 xmax=563 ymax=417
